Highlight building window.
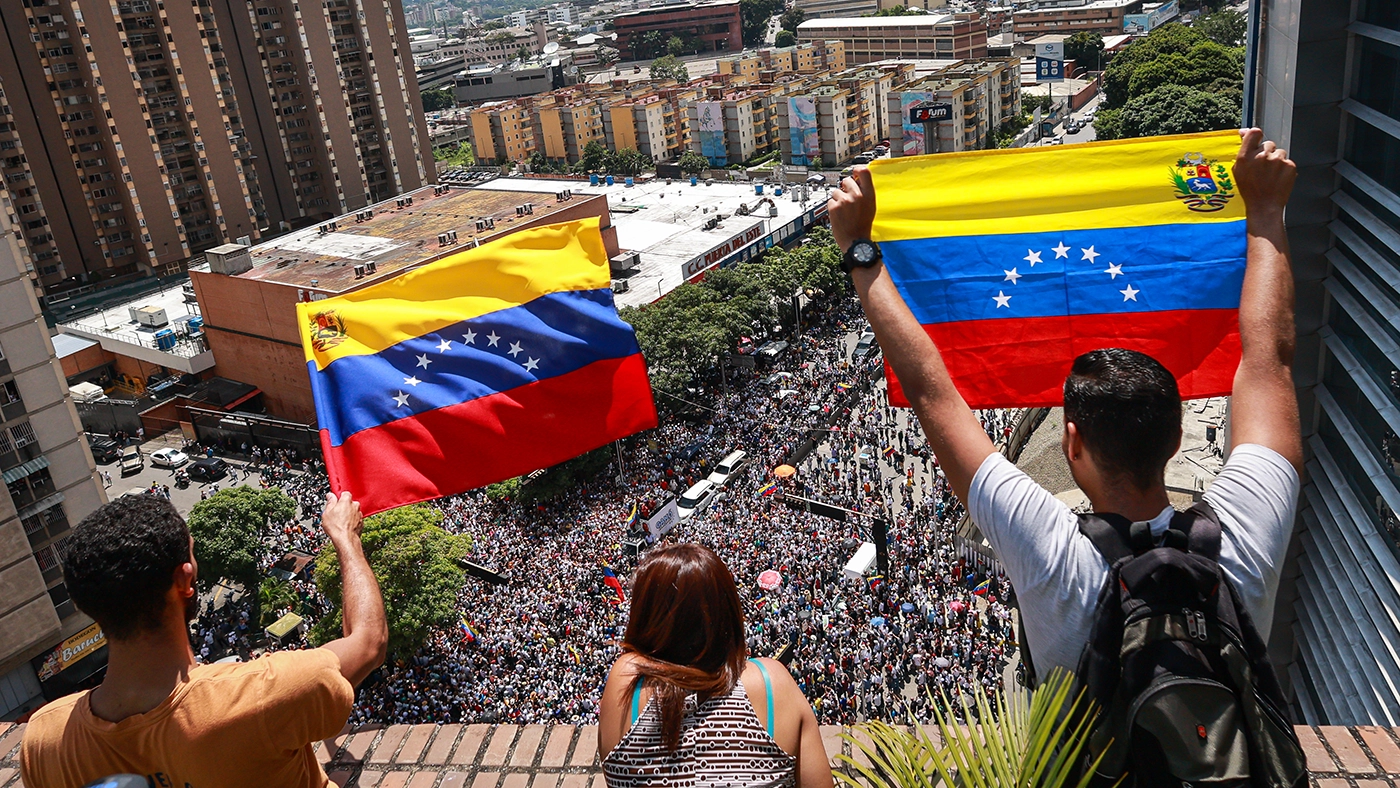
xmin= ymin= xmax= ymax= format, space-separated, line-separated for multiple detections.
xmin=1356 ymin=36 xmax=1400 ymax=123
xmin=1348 ymin=116 xmax=1400 ymax=201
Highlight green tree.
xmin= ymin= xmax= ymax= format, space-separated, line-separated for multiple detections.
xmin=580 ymin=139 xmax=610 ymax=173
xmin=187 ymin=487 xmax=297 ymax=595
xmin=515 ymin=44 xmax=532 ymax=61
xmin=650 ymin=54 xmax=689 ymax=83
xmin=420 ymin=88 xmax=456 ymax=112
xmin=1093 ymin=83 xmax=1239 ymax=141
xmin=678 ymin=150 xmax=710 ymax=174
xmin=311 ymin=506 xmax=472 ymax=659
xmin=487 ymin=30 xmax=516 ymax=46
xmin=1197 ymin=8 xmax=1247 ymax=47
xmin=1100 ymin=23 xmax=1207 ymax=109
xmin=775 ymin=30 xmax=796 ymax=47
xmin=868 ymin=5 xmax=918 ymax=16
xmin=609 ymin=147 xmax=652 ymax=175
xmin=640 ymin=29 xmax=666 ymax=59
xmin=666 ymin=35 xmax=685 ymax=57
xmin=739 ymin=0 xmax=782 ymax=46
xmin=258 ymin=576 xmax=300 ymax=628
xmin=1064 ymin=31 xmax=1104 ymax=71
xmin=779 ymin=7 xmax=806 ymax=32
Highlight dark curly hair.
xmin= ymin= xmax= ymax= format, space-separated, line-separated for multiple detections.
xmin=1063 ymin=348 xmax=1182 ymax=491
xmin=62 ymin=494 xmax=191 ymax=640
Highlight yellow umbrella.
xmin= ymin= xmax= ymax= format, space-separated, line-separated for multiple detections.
xmin=774 ymin=465 xmax=796 ymax=478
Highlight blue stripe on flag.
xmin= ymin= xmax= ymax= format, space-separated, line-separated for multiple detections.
xmin=879 ymin=220 xmax=1246 ymax=325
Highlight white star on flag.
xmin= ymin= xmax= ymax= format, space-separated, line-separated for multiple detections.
xmin=524 ymin=357 xmax=540 ymax=372
xmin=416 ymin=353 xmax=432 ymax=369
xmin=392 ymin=391 xmax=410 ymax=408
xmin=463 ymin=329 xmax=477 ymax=345
xmin=486 ymin=331 xmax=500 ymax=347
xmin=1120 ymin=284 xmax=1140 ymax=302
xmin=993 ymin=291 xmax=1012 ymax=308
xmin=507 ymin=341 xmax=524 ymax=358
xmin=403 ymin=376 xmax=421 ymax=387
xmin=436 ymin=338 xmax=452 ymax=352
xmin=1081 ymin=246 xmax=1100 ymax=263
xmin=1004 ymin=268 xmax=1021 ymax=284
xmin=1052 ymin=241 xmax=1071 ymax=259
xmin=1104 ymin=263 xmax=1123 ymax=279
xmin=1023 ymin=250 xmax=1041 ymax=266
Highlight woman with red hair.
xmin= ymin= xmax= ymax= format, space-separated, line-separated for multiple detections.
xmin=598 ymin=543 xmax=832 ymax=788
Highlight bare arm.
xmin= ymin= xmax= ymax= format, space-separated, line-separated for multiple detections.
xmin=829 ymin=167 xmax=996 ymax=503
xmin=1229 ymin=128 xmax=1302 ymax=473
xmin=319 ymin=492 xmax=388 ymax=687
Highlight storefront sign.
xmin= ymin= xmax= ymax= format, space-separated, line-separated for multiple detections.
xmin=681 ymin=224 xmax=766 ymax=281
xmin=36 ymin=623 xmax=106 ymax=681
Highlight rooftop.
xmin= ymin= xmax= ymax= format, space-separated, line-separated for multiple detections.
xmin=0 ymin=722 xmax=1391 ymax=787
xmin=798 ymin=13 xmax=958 ymax=28
xmin=56 ymin=279 xmax=214 ymax=374
xmin=613 ymin=0 xmax=739 ymax=21
xmin=474 ymin=176 xmax=825 ymax=308
xmin=236 ymin=186 xmax=608 ymax=292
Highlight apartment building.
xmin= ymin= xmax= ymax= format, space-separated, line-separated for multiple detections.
xmin=1011 ymin=0 xmax=1143 ymax=37
xmin=716 ymin=41 xmax=849 ymax=79
xmin=886 ymin=57 xmax=1019 ymax=156
xmin=612 ymin=1 xmax=743 ymax=56
xmin=603 ymin=92 xmax=689 ymax=162
xmin=470 ymin=102 xmax=540 ymax=164
xmin=796 ymin=15 xmax=989 ymax=65
xmin=688 ymin=83 xmax=794 ymax=166
xmin=0 ymin=204 xmax=107 ymax=718
xmin=0 ymin=0 xmax=433 ymax=302
xmin=775 ymin=64 xmax=908 ymax=166
xmin=535 ymin=94 xmax=605 ymax=166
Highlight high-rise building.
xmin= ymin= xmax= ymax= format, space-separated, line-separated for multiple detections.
xmin=796 ymin=15 xmax=989 ymax=65
xmin=0 ymin=203 xmax=107 ymax=718
xmin=0 ymin=0 xmax=434 ymax=300
xmin=1253 ymin=0 xmax=1400 ymax=723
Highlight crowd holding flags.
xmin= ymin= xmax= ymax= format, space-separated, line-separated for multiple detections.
xmin=458 ymin=618 xmax=479 ymax=643
xmin=623 ymin=502 xmax=639 ymax=531
xmin=601 ymin=564 xmax=626 ymax=604
xmin=758 ymin=480 xmax=781 ymax=498
xmin=972 ymin=578 xmax=990 ymax=596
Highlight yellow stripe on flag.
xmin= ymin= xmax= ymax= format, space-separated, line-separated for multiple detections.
xmin=297 ymin=218 xmax=610 ymax=370
xmin=869 ymin=130 xmax=1245 ymax=243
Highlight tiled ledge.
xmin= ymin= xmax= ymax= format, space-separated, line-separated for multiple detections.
xmin=1 ymin=722 xmax=1399 ymax=786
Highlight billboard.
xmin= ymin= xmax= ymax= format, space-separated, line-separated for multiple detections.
xmin=646 ymin=499 xmax=679 ymax=543
xmin=898 ymin=92 xmax=936 ymax=156
xmin=1125 ymin=0 xmax=1179 ymax=33
xmin=696 ymin=101 xmax=727 ymax=166
xmin=787 ymin=96 xmax=821 ymax=166
xmin=36 ymin=622 xmax=106 ymax=681
xmin=1034 ymin=41 xmax=1064 ymax=83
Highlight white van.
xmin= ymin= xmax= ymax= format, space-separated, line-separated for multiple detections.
xmin=707 ymin=450 xmax=748 ymax=487
xmin=678 ymin=479 xmax=718 ymax=521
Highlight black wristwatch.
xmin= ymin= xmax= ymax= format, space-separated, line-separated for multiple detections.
xmin=842 ymin=239 xmax=882 ymax=273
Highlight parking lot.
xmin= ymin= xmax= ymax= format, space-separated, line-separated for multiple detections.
xmin=91 ymin=432 xmax=262 ymax=518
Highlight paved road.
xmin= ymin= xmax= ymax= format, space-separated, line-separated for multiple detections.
xmin=92 ymin=433 xmax=268 ymax=517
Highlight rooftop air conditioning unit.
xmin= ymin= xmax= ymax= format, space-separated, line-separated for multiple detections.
xmin=516 ymin=206 xmax=524 ymax=217
xmin=485 ymin=218 xmax=494 ymax=229
xmin=366 ymin=261 xmax=376 ymax=274
xmin=354 ymin=264 xmax=365 ymax=278
xmin=129 ymin=305 xmax=169 ymax=327
xmin=523 ymin=202 xmax=533 ymax=214
xmin=326 ymin=221 xmax=337 ymax=231
xmin=404 ymin=196 xmax=413 ymax=206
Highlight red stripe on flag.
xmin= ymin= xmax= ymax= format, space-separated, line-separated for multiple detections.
xmin=885 ymin=309 xmax=1241 ymax=409
xmin=323 ymin=353 xmax=657 ymax=515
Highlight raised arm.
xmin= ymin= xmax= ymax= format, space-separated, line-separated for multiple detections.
xmin=1229 ymin=128 xmax=1302 ymax=473
xmin=319 ymin=491 xmax=388 ymax=686
xmin=828 ymin=167 xmax=996 ymax=503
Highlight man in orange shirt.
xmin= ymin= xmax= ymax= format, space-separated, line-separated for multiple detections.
xmin=21 ymin=491 xmax=387 ymax=788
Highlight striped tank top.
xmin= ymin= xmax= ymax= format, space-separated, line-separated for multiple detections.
xmin=603 ymin=659 xmax=798 ymax=787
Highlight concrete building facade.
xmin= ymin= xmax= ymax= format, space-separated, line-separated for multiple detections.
xmin=612 ymin=1 xmax=743 ymax=57
xmin=886 ymin=58 xmax=1020 ymax=156
xmin=1252 ymin=0 xmax=1400 ymax=725
xmin=0 ymin=0 xmax=433 ymax=302
xmin=796 ymin=15 xmax=989 ymax=65
xmin=1010 ymin=0 xmax=1143 ymax=37
xmin=0 ymin=205 xmax=106 ymax=718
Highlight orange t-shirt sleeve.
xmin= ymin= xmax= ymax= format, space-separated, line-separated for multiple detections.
xmin=256 ymin=648 xmax=355 ymax=751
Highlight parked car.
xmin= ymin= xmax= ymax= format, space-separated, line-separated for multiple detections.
xmin=851 ymin=152 xmax=875 ymax=165
xmin=756 ymin=340 xmax=789 ymax=360
xmin=707 ymin=449 xmax=748 ymax=488
xmin=119 ymin=487 xmax=150 ymax=498
xmin=677 ymin=479 xmax=718 ymax=521
xmin=188 ymin=457 xmax=229 ymax=483
xmin=858 ymin=446 xmax=878 ymax=470
xmin=150 ymin=448 xmax=189 ymax=468
xmin=853 ymin=330 xmax=878 ymax=361
xmin=86 ymin=435 xmax=121 ymax=464
xmin=120 ymin=446 xmax=143 ymax=476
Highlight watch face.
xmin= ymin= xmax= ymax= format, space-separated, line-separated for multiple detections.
xmin=854 ymin=243 xmax=875 ymax=263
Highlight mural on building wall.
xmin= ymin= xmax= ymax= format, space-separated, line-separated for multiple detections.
xmin=696 ymin=102 xmax=727 ymax=166
xmin=899 ymin=92 xmax=936 ymax=157
xmin=787 ymin=97 xmax=821 ymax=166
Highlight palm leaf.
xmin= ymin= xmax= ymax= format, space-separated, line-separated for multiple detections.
xmin=836 ymin=669 xmax=1112 ymax=788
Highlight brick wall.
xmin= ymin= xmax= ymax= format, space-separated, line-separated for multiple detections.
xmin=1 ymin=722 xmax=1398 ymax=786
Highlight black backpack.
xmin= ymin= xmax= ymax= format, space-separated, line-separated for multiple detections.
xmin=1020 ymin=502 xmax=1307 ymax=788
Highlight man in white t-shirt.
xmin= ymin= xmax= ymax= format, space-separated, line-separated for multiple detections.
xmin=826 ymin=129 xmax=1302 ymax=681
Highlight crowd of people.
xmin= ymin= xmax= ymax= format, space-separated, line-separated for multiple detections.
xmin=183 ymin=297 xmax=1024 ymax=728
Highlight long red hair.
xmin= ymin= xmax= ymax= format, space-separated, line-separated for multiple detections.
xmin=622 ymin=543 xmax=747 ymax=750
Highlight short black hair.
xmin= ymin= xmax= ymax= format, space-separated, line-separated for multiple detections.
xmin=1063 ymin=348 xmax=1182 ymax=490
xmin=62 ymin=494 xmax=190 ymax=640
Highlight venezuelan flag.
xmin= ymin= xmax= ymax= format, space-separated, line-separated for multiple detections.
xmin=601 ymin=564 xmax=625 ymax=603
xmin=758 ymin=480 xmax=780 ymax=498
xmin=972 ymin=578 xmax=990 ymax=596
xmin=870 ymin=131 xmax=1246 ymax=408
xmin=623 ymin=502 xmax=639 ymax=530
xmin=298 ymin=219 xmax=658 ymax=515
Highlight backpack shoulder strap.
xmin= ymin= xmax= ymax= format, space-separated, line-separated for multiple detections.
xmin=1173 ymin=501 xmax=1222 ymax=560
xmin=1077 ymin=512 xmax=1138 ymax=564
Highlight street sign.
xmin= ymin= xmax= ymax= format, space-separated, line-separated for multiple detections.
xmin=908 ymin=102 xmax=953 ymax=125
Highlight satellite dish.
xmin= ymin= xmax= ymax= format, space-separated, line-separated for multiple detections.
xmin=542 ymin=41 xmax=560 ymax=55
